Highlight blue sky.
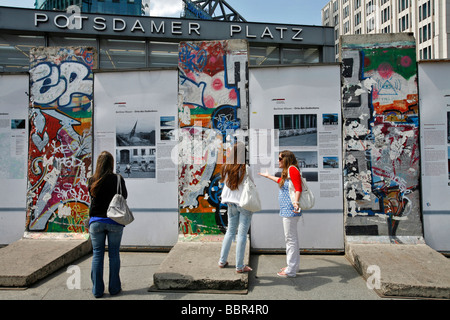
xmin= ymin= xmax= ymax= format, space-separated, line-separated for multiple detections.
xmin=0 ymin=0 xmax=329 ymax=26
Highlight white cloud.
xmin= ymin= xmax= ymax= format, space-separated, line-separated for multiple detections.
xmin=150 ymin=0 xmax=183 ymax=17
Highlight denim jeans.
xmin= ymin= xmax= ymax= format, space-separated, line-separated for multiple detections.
xmin=219 ymin=203 xmax=253 ymax=271
xmin=89 ymin=221 xmax=124 ymax=297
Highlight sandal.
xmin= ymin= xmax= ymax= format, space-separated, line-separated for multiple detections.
xmin=218 ymin=261 xmax=228 ymax=268
xmin=277 ymin=270 xmax=296 ymax=278
xmin=280 ymin=267 xmax=300 ymax=273
xmin=236 ymin=265 xmax=252 ymax=273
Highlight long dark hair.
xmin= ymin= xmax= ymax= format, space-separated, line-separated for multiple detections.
xmin=278 ymin=150 xmax=299 ymax=188
xmin=220 ymin=143 xmax=246 ymax=190
xmin=89 ymin=151 xmax=114 ymax=197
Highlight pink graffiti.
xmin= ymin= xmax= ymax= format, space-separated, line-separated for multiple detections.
xmin=378 ymin=63 xmax=394 ymax=79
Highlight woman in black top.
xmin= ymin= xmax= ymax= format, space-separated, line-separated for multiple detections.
xmin=88 ymin=151 xmax=127 ymax=298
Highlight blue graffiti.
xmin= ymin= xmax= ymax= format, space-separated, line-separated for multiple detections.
xmin=179 ymin=42 xmax=208 ymax=75
xmin=30 ymin=61 xmax=93 ymax=109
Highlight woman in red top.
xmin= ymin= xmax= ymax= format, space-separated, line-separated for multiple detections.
xmin=259 ymin=150 xmax=302 ymax=277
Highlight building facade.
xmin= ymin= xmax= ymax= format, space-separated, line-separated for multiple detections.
xmin=0 ymin=6 xmax=334 ymax=72
xmin=0 ymin=6 xmax=336 ymax=246
xmin=322 ymin=0 xmax=450 ymax=61
xmin=35 ymin=0 xmax=144 ymax=16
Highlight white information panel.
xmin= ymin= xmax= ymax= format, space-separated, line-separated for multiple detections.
xmin=249 ymin=65 xmax=344 ymax=251
xmin=0 ymin=74 xmax=29 ymax=243
xmin=94 ymin=70 xmax=179 ymax=247
xmin=418 ymin=61 xmax=450 ymax=252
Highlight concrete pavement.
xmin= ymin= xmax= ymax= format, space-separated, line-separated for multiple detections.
xmin=346 ymin=243 xmax=450 ymax=299
xmin=0 ymin=250 xmax=384 ymax=300
xmin=152 ymin=239 xmax=251 ymax=293
xmin=0 ymin=238 xmax=91 ymax=287
xmin=2 ymin=234 xmax=449 ymax=304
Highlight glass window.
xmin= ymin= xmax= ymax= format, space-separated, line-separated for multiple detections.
xmin=249 ymin=46 xmax=280 ymax=66
xmin=148 ymin=41 xmax=178 ymax=68
xmin=49 ymin=36 xmax=97 ymax=48
xmin=284 ymin=115 xmax=293 ymax=129
xmin=100 ymin=38 xmax=146 ymax=69
xmin=0 ymin=34 xmax=45 ymax=72
xmin=282 ymin=47 xmax=320 ymax=64
xmin=355 ymin=12 xmax=361 ymax=26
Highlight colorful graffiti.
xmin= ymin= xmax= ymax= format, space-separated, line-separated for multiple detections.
xmin=26 ymin=47 xmax=96 ymax=233
xmin=178 ymin=40 xmax=249 ymax=237
xmin=341 ymin=35 xmax=422 ymax=238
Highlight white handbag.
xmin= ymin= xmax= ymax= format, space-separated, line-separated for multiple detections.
xmin=107 ymin=175 xmax=134 ymax=225
xmin=288 ymin=166 xmax=315 ymax=210
xmin=239 ymin=165 xmax=262 ymax=212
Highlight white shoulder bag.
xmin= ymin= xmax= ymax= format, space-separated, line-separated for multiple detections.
xmin=239 ymin=165 xmax=262 ymax=212
xmin=288 ymin=166 xmax=315 ymax=210
xmin=107 ymin=175 xmax=134 ymax=225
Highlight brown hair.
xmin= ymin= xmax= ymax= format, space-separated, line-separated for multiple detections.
xmin=278 ymin=150 xmax=299 ymax=188
xmin=220 ymin=143 xmax=246 ymax=190
xmin=89 ymin=151 xmax=114 ymax=197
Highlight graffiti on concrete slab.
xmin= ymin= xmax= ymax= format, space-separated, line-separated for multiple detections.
xmin=26 ymin=47 xmax=96 ymax=232
xmin=178 ymin=40 xmax=249 ymax=237
xmin=341 ymin=35 xmax=422 ymax=238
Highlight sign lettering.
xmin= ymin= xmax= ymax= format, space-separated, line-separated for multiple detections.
xmin=33 ymin=12 xmax=306 ymax=43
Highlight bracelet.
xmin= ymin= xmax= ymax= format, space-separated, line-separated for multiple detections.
xmin=292 ymin=201 xmax=299 ymax=204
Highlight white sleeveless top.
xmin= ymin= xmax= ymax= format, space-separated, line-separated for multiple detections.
xmin=220 ymin=166 xmax=254 ymax=204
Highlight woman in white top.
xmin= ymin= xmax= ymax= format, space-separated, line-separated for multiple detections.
xmin=218 ymin=143 xmax=253 ymax=273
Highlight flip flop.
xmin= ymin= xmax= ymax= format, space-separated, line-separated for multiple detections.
xmin=218 ymin=261 xmax=228 ymax=268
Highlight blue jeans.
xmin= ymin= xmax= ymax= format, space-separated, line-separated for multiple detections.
xmin=89 ymin=221 xmax=124 ymax=298
xmin=219 ymin=203 xmax=253 ymax=271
